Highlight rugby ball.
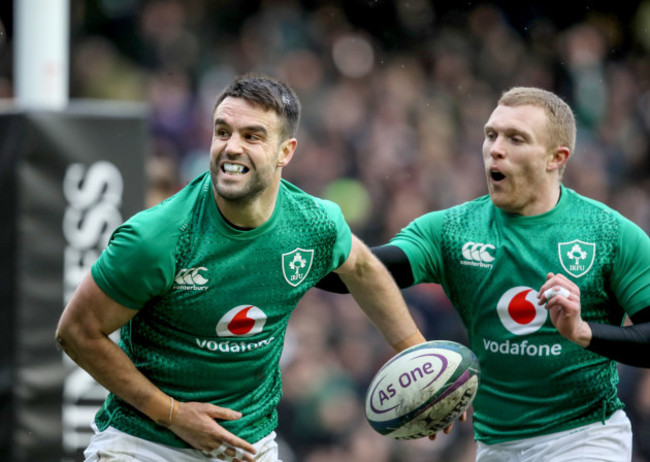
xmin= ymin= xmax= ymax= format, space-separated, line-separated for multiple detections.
xmin=365 ymin=340 xmax=480 ymax=439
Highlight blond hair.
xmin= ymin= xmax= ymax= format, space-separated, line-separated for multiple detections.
xmin=498 ymin=87 xmax=576 ymax=154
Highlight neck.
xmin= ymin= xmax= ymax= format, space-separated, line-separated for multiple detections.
xmin=213 ymin=182 xmax=280 ymax=229
xmin=217 ymin=210 xmax=254 ymax=231
xmin=519 ymin=184 xmax=562 ymax=216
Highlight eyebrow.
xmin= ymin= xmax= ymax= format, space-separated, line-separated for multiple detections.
xmin=484 ymin=123 xmax=529 ymax=137
xmin=214 ymin=118 xmax=268 ymax=135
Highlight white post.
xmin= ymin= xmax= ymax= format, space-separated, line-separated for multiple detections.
xmin=14 ymin=0 xmax=69 ymax=110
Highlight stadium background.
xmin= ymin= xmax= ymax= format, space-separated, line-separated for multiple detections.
xmin=1 ymin=0 xmax=650 ymax=461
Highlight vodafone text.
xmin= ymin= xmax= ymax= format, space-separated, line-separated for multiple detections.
xmin=483 ymin=338 xmax=562 ymax=357
xmin=195 ymin=337 xmax=276 ymax=353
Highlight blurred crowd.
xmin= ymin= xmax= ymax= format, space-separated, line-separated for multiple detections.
xmin=6 ymin=0 xmax=650 ymax=460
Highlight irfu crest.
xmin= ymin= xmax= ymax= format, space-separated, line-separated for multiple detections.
xmin=282 ymin=248 xmax=314 ymax=287
xmin=558 ymin=240 xmax=596 ymax=278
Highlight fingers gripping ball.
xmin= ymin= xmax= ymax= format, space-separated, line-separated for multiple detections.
xmin=365 ymin=340 xmax=480 ymax=439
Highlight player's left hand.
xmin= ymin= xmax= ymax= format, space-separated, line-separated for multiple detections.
xmin=538 ymin=273 xmax=592 ymax=347
xmin=427 ymin=411 xmax=467 ymax=441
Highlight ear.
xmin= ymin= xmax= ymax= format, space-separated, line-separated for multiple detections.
xmin=277 ymin=138 xmax=297 ymax=168
xmin=547 ymin=146 xmax=570 ymax=172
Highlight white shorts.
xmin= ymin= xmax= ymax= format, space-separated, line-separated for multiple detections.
xmin=476 ymin=410 xmax=632 ymax=462
xmin=83 ymin=422 xmax=282 ymax=462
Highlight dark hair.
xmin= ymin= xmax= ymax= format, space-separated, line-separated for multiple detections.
xmin=214 ymin=74 xmax=301 ymax=140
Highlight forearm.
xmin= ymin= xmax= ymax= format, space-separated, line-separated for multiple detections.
xmin=316 ymin=245 xmax=413 ymax=294
xmin=586 ymin=321 xmax=650 ymax=368
xmin=339 ymin=255 xmax=424 ymax=352
xmin=56 ymin=273 xmax=176 ymax=425
xmin=56 ymin=328 xmax=174 ymax=426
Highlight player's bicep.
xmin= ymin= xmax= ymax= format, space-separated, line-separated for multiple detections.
xmin=333 ymin=234 xmax=362 ymax=275
xmin=57 ymin=271 xmax=138 ymax=342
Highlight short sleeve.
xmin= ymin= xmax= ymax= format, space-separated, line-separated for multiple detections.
xmin=91 ymin=217 xmax=178 ymax=309
xmin=317 ymin=198 xmax=352 ymax=272
xmin=611 ymin=218 xmax=650 ymax=316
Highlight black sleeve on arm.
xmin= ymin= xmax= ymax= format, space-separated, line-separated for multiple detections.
xmin=315 ymin=245 xmax=414 ymax=294
xmin=586 ymin=306 xmax=650 ymax=368
xmin=372 ymin=245 xmax=415 ymax=288
xmin=314 ymin=270 xmax=349 ymax=294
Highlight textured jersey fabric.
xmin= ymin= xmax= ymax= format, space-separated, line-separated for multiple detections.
xmin=91 ymin=172 xmax=352 ymax=447
xmin=390 ymin=185 xmax=650 ymax=444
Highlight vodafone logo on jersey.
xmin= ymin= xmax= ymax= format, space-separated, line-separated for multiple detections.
xmin=496 ymin=286 xmax=548 ymax=335
xmin=216 ymin=305 xmax=267 ymax=337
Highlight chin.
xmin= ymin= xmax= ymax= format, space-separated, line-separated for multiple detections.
xmin=488 ymin=192 xmax=511 ymax=211
xmin=214 ymin=183 xmax=244 ymax=200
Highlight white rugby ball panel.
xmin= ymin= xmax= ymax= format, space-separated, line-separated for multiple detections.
xmin=365 ymin=340 xmax=480 ymax=439
xmin=366 ymin=347 xmax=460 ymax=422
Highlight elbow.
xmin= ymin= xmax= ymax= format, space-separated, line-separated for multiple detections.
xmin=54 ymin=320 xmax=82 ymax=360
xmin=55 ymin=324 xmax=71 ymax=355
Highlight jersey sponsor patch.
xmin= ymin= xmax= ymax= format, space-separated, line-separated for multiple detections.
xmin=282 ymin=248 xmax=314 ymax=287
xmin=482 ymin=338 xmax=562 ymax=357
xmin=496 ymin=286 xmax=548 ymax=335
xmin=194 ymin=305 xmax=274 ymax=354
xmin=488 ymin=287 xmax=563 ymax=358
xmin=216 ymin=305 xmax=267 ymax=337
xmin=558 ymin=240 xmax=595 ymax=278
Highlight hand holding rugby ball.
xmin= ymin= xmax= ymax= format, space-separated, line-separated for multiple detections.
xmin=365 ymin=340 xmax=480 ymax=439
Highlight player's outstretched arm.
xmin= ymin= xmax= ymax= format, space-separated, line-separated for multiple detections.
xmin=55 ymin=273 xmax=257 ymax=461
xmin=334 ymin=235 xmax=425 ymax=352
xmin=317 ymin=245 xmax=413 ymax=293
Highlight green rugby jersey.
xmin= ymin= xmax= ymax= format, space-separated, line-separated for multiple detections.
xmin=390 ymin=185 xmax=650 ymax=444
xmin=91 ymin=172 xmax=352 ymax=447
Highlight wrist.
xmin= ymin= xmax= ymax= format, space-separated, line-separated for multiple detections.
xmin=391 ymin=330 xmax=426 ymax=352
xmin=575 ymin=321 xmax=593 ymax=348
xmin=142 ymin=390 xmax=177 ymax=427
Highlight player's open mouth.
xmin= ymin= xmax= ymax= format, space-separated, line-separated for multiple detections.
xmin=490 ymin=170 xmax=505 ymax=181
xmin=222 ymin=162 xmax=249 ymax=174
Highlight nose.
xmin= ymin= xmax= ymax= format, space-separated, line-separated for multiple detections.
xmin=225 ymin=133 xmax=244 ymax=155
xmin=486 ymin=135 xmax=505 ymax=159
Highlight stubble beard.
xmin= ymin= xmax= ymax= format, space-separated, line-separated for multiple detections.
xmin=210 ymin=164 xmax=268 ymax=204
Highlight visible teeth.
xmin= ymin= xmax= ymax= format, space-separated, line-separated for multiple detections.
xmin=223 ymin=163 xmax=247 ymax=173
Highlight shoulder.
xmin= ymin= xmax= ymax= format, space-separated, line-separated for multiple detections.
xmin=279 ymin=179 xmax=345 ymax=221
xmin=560 ymin=188 xmax=650 ymax=256
xmin=110 ymin=173 xmax=210 ymax=257
xmin=564 ymin=188 xmax=614 ymax=213
xmin=562 ymin=187 xmax=636 ymax=228
xmin=411 ymin=195 xmax=492 ymax=228
xmin=450 ymin=195 xmax=494 ymax=216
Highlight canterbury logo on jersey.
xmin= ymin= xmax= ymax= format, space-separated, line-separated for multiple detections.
xmin=173 ymin=267 xmax=209 ymax=291
xmin=460 ymin=241 xmax=495 ymax=268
